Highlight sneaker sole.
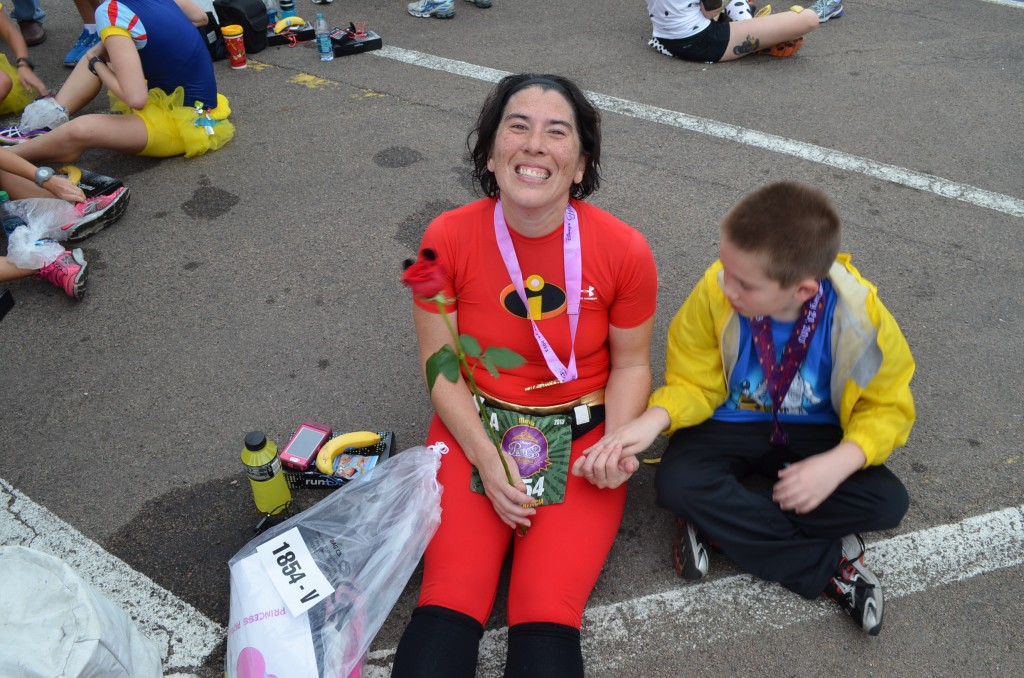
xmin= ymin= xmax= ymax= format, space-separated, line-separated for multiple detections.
xmin=66 ymin=188 xmax=131 ymax=243
xmin=70 ymin=248 xmax=88 ymax=300
xmin=673 ymin=519 xmax=710 ymax=580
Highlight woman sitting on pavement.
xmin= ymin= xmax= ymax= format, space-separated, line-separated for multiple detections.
xmin=391 ymin=73 xmax=658 ymax=678
xmin=0 ymin=0 xmax=234 ymax=163
xmin=0 ymin=150 xmax=127 ymax=300
xmin=647 ymin=0 xmax=818 ymax=62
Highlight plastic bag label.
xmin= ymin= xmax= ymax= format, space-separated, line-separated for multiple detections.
xmin=256 ymin=526 xmax=333 ymax=617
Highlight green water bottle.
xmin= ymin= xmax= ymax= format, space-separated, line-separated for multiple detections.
xmin=241 ymin=431 xmax=292 ymax=514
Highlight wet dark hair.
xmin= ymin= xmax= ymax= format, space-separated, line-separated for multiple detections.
xmin=468 ymin=73 xmax=602 ymax=200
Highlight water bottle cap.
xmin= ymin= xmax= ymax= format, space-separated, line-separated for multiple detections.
xmin=244 ymin=431 xmax=267 ymax=450
xmin=0 ymin=191 xmax=8 ymax=202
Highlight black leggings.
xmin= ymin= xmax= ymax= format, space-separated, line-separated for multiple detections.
xmin=390 ymin=606 xmax=583 ymax=678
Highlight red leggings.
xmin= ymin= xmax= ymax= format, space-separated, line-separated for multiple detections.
xmin=417 ymin=414 xmax=627 ymax=629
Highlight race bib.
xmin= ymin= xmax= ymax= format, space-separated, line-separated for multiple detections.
xmin=471 ymin=406 xmax=571 ymax=507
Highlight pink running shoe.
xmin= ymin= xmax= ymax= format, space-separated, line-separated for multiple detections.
xmin=34 ymin=248 xmax=88 ymax=299
xmin=60 ymin=186 xmax=130 ymax=242
xmin=0 ymin=125 xmax=49 ymax=145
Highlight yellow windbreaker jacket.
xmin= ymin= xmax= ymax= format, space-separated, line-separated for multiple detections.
xmin=648 ymin=255 xmax=916 ymax=467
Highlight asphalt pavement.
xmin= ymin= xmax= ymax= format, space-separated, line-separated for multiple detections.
xmin=0 ymin=1 xmax=1022 ymax=676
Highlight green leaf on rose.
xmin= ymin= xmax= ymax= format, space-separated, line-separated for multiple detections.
xmin=458 ymin=334 xmax=482 ymax=358
xmin=426 ymin=345 xmax=460 ymax=391
xmin=484 ymin=346 xmax=525 ymax=369
xmin=479 ymin=346 xmax=526 ymax=377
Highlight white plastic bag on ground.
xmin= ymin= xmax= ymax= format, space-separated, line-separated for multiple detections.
xmin=5 ymin=197 xmax=81 ymax=269
xmin=227 ymin=445 xmax=443 ymax=678
xmin=19 ymin=96 xmax=68 ymax=132
xmin=0 ymin=545 xmax=163 ymax=678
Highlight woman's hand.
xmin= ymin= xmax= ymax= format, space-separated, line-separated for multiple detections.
xmin=572 ymin=407 xmax=667 ymax=488
xmin=477 ymin=449 xmax=536 ymax=530
xmin=43 ymin=175 xmax=86 ymax=203
xmin=16 ymin=65 xmax=47 ymax=96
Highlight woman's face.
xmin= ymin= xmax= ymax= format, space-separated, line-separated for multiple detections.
xmin=486 ymin=86 xmax=586 ymax=217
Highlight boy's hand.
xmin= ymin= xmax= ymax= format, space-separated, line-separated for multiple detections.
xmin=773 ymin=441 xmax=866 ymax=514
xmin=571 ymin=407 xmax=669 ymax=488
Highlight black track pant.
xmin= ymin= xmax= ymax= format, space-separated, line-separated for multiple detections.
xmin=655 ymin=420 xmax=908 ymax=598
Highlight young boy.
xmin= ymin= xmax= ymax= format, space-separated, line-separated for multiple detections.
xmin=572 ymin=181 xmax=914 ymax=635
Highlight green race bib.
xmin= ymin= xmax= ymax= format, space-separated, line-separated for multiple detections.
xmin=471 ymin=406 xmax=572 ymax=507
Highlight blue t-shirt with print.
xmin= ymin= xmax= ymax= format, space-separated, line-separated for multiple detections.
xmin=712 ymin=279 xmax=840 ymax=426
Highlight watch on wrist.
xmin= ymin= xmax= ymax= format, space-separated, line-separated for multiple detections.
xmin=88 ymin=56 xmax=105 ymax=76
xmin=15 ymin=57 xmax=34 ymax=71
xmin=34 ymin=166 xmax=54 ymax=187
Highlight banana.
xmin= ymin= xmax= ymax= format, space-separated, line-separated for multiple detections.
xmin=274 ymin=16 xmax=306 ymax=34
xmin=58 ymin=164 xmax=82 ymax=185
xmin=315 ymin=430 xmax=382 ymax=475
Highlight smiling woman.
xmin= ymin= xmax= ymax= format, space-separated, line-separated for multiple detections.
xmin=390 ymin=74 xmax=659 ymax=678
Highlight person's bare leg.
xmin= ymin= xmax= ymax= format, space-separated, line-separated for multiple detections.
xmin=0 ymin=256 xmax=35 ymax=282
xmin=73 ymin=0 xmax=100 ymax=23
xmin=9 ymin=112 xmax=148 ymax=164
xmin=51 ymin=54 xmax=104 ymax=115
xmin=721 ymin=9 xmax=818 ymax=61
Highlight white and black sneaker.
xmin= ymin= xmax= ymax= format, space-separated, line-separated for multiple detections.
xmin=824 ymin=534 xmax=883 ymax=635
xmin=672 ymin=517 xmax=710 ymax=580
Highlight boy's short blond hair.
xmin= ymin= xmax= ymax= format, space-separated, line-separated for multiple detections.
xmin=721 ymin=181 xmax=840 ymax=287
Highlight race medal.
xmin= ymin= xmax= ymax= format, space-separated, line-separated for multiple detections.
xmin=471 ymin=407 xmax=572 ymax=507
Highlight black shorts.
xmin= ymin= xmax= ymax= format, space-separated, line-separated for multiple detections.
xmin=649 ymin=21 xmax=730 ymax=64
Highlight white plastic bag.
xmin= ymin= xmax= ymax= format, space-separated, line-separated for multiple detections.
xmin=226 ymin=445 xmax=443 ymax=678
xmin=5 ymin=197 xmax=81 ymax=269
xmin=19 ymin=96 xmax=68 ymax=132
xmin=0 ymin=545 xmax=162 ymax=678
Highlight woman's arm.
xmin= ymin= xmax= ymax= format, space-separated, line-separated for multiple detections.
xmin=571 ymin=318 xmax=655 ymax=488
xmin=414 ymin=304 xmax=537 ymax=529
xmin=174 ymin=0 xmax=211 ymax=27
xmin=0 ymin=13 xmax=47 ymax=95
xmin=0 ymin=151 xmax=85 ymax=202
xmin=86 ymin=34 xmax=148 ymax=110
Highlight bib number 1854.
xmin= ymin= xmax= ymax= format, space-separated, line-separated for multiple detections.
xmin=256 ymin=526 xmax=334 ymax=616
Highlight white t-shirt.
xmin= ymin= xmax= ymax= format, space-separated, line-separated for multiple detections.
xmin=647 ymin=0 xmax=712 ymax=39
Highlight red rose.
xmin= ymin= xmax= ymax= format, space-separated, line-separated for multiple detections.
xmin=401 ymin=249 xmax=446 ymax=301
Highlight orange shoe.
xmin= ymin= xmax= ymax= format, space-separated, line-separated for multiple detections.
xmin=756 ymin=36 xmax=804 ymax=57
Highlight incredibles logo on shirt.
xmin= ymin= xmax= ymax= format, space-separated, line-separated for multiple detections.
xmin=500 ymin=274 xmax=566 ymax=320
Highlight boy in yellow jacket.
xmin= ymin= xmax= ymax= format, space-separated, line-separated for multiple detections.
xmin=573 ymin=181 xmax=915 ymax=635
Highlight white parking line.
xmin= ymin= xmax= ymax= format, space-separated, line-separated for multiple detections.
xmin=362 ymin=504 xmax=1024 ymax=676
xmin=980 ymin=0 xmax=1023 ymax=8
xmin=373 ymin=46 xmax=1024 ymax=219
xmin=0 ymin=477 xmax=222 ymax=678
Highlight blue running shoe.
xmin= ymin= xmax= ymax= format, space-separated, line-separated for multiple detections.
xmin=463 ymin=0 xmax=492 ymax=8
xmin=64 ymin=29 xmax=101 ymax=68
xmin=810 ymin=0 xmax=844 ymax=22
xmin=408 ymin=0 xmax=456 ymax=18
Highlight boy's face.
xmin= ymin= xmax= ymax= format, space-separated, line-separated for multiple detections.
xmin=719 ymin=236 xmax=816 ymax=322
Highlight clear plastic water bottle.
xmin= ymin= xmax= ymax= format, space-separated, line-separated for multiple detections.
xmin=315 ymin=12 xmax=333 ymax=62
xmin=0 ymin=191 xmax=26 ymax=237
xmin=278 ymin=0 xmax=295 ymax=19
xmin=263 ymin=0 xmax=279 ymax=25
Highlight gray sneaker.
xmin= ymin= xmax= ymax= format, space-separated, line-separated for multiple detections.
xmin=824 ymin=534 xmax=884 ymax=635
xmin=810 ymin=0 xmax=844 ymax=22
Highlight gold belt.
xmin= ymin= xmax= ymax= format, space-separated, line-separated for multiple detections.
xmin=479 ymin=388 xmax=605 ymax=416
